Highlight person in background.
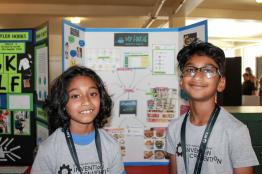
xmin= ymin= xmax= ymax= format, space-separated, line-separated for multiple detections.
xmin=31 ymin=65 xmax=125 ymax=174
xmin=245 ymin=67 xmax=257 ymax=91
xmin=242 ymin=73 xmax=256 ymax=95
xmin=259 ymin=76 xmax=262 ymax=105
xmin=166 ymin=41 xmax=259 ymax=174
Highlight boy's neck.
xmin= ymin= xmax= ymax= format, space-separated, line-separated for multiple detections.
xmin=69 ymin=123 xmax=95 ymax=135
xmin=189 ymin=101 xmax=216 ymax=126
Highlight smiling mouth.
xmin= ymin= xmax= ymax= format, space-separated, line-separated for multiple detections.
xmin=80 ymin=109 xmax=94 ymax=114
xmin=190 ymin=84 xmax=207 ymax=89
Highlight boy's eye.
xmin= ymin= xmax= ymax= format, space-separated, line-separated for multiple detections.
xmin=186 ymin=68 xmax=196 ymax=73
xmin=203 ymin=68 xmax=215 ymax=73
xmin=183 ymin=67 xmax=196 ymax=73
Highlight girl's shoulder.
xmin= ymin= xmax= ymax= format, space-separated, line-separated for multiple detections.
xmin=39 ymin=128 xmax=64 ymax=149
xmin=98 ymin=128 xmax=119 ymax=145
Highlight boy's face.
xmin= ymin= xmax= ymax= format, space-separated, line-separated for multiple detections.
xmin=180 ymin=55 xmax=225 ymax=102
xmin=65 ymin=75 xmax=100 ymax=132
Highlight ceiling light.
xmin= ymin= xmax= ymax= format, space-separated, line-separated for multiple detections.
xmin=256 ymin=0 xmax=262 ymax=3
xmin=186 ymin=18 xmax=262 ymax=38
xmin=71 ymin=17 xmax=81 ymax=24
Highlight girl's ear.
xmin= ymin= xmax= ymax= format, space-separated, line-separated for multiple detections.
xmin=217 ymin=77 xmax=226 ymax=92
xmin=179 ymin=79 xmax=184 ymax=90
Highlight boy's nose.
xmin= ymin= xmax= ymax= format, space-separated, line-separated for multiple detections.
xmin=193 ymin=70 xmax=205 ymax=79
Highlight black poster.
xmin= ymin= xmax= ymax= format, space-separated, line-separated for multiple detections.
xmin=0 ymin=29 xmax=36 ymax=165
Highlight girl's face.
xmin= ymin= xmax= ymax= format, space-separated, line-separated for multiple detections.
xmin=65 ymin=75 xmax=100 ymax=132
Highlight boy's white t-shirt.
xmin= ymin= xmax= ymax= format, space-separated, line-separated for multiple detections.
xmin=166 ymin=107 xmax=259 ymax=174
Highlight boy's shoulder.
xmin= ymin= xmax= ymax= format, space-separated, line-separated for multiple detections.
xmin=167 ymin=114 xmax=186 ymax=130
xmin=218 ymin=107 xmax=245 ymax=128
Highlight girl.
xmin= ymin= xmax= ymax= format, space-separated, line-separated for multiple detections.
xmin=32 ymin=65 xmax=125 ymax=174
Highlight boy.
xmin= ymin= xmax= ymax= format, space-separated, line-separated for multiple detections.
xmin=166 ymin=41 xmax=259 ymax=174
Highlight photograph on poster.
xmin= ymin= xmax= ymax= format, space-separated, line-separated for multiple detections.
xmin=143 ymin=127 xmax=167 ymax=160
xmin=105 ymin=128 xmax=126 ymax=156
xmin=147 ymin=87 xmax=177 ymax=122
xmin=0 ymin=109 xmax=11 ymax=134
xmin=119 ymin=100 xmax=137 ymax=116
xmin=18 ymin=53 xmax=33 ymax=88
xmin=13 ymin=110 xmax=30 ymax=135
xmin=77 ymin=47 xmax=82 ymax=58
xmin=183 ymin=32 xmax=197 ymax=47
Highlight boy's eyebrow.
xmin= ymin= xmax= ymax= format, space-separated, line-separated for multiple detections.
xmin=184 ymin=63 xmax=218 ymax=68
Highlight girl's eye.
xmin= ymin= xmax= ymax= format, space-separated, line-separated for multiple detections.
xmin=70 ymin=94 xmax=80 ymax=99
xmin=90 ymin=92 xmax=98 ymax=97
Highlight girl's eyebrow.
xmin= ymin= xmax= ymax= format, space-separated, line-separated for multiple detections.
xmin=67 ymin=86 xmax=99 ymax=93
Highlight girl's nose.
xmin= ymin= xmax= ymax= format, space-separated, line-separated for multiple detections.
xmin=81 ymin=96 xmax=90 ymax=106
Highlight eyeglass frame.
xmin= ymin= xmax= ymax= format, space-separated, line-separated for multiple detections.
xmin=180 ymin=65 xmax=222 ymax=79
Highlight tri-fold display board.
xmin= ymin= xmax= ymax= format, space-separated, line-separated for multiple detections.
xmin=62 ymin=20 xmax=207 ymax=165
xmin=0 ymin=24 xmax=49 ymax=165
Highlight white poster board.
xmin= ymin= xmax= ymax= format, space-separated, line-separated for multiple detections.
xmin=62 ymin=20 xmax=207 ymax=165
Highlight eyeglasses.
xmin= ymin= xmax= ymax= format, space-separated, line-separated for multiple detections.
xmin=181 ymin=65 xmax=221 ymax=79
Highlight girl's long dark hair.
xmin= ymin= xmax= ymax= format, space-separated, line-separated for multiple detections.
xmin=44 ymin=65 xmax=112 ymax=134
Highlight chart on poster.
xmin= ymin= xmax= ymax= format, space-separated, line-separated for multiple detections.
xmin=62 ymin=20 xmax=207 ymax=165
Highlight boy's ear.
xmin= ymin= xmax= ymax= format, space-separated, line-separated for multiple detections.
xmin=217 ymin=77 xmax=226 ymax=92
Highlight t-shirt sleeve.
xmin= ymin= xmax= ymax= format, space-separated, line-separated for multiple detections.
xmin=109 ymin=142 xmax=126 ymax=174
xmin=31 ymin=144 xmax=55 ymax=174
xmin=165 ymin=124 xmax=177 ymax=155
xmin=230 ymin=125 xmax=259 ymax=168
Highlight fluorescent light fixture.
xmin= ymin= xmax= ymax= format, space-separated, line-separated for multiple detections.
xmin=71 ymin=17 xmax=81 ymax=24
xmin=256 ymin=0 xmax=262 ymax=3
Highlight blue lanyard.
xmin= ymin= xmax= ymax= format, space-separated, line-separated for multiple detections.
xmin=180 ymin=104 xmax=220 ymax=174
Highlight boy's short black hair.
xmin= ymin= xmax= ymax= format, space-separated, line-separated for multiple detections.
xmin=44 ymin=65 xmax=112 ymax=134
xmin=177 ymin=40 xmax=226 ymax=76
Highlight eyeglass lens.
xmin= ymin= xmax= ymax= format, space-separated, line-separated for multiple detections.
xmin=182 ymin=66 xmax=219 ymax=78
